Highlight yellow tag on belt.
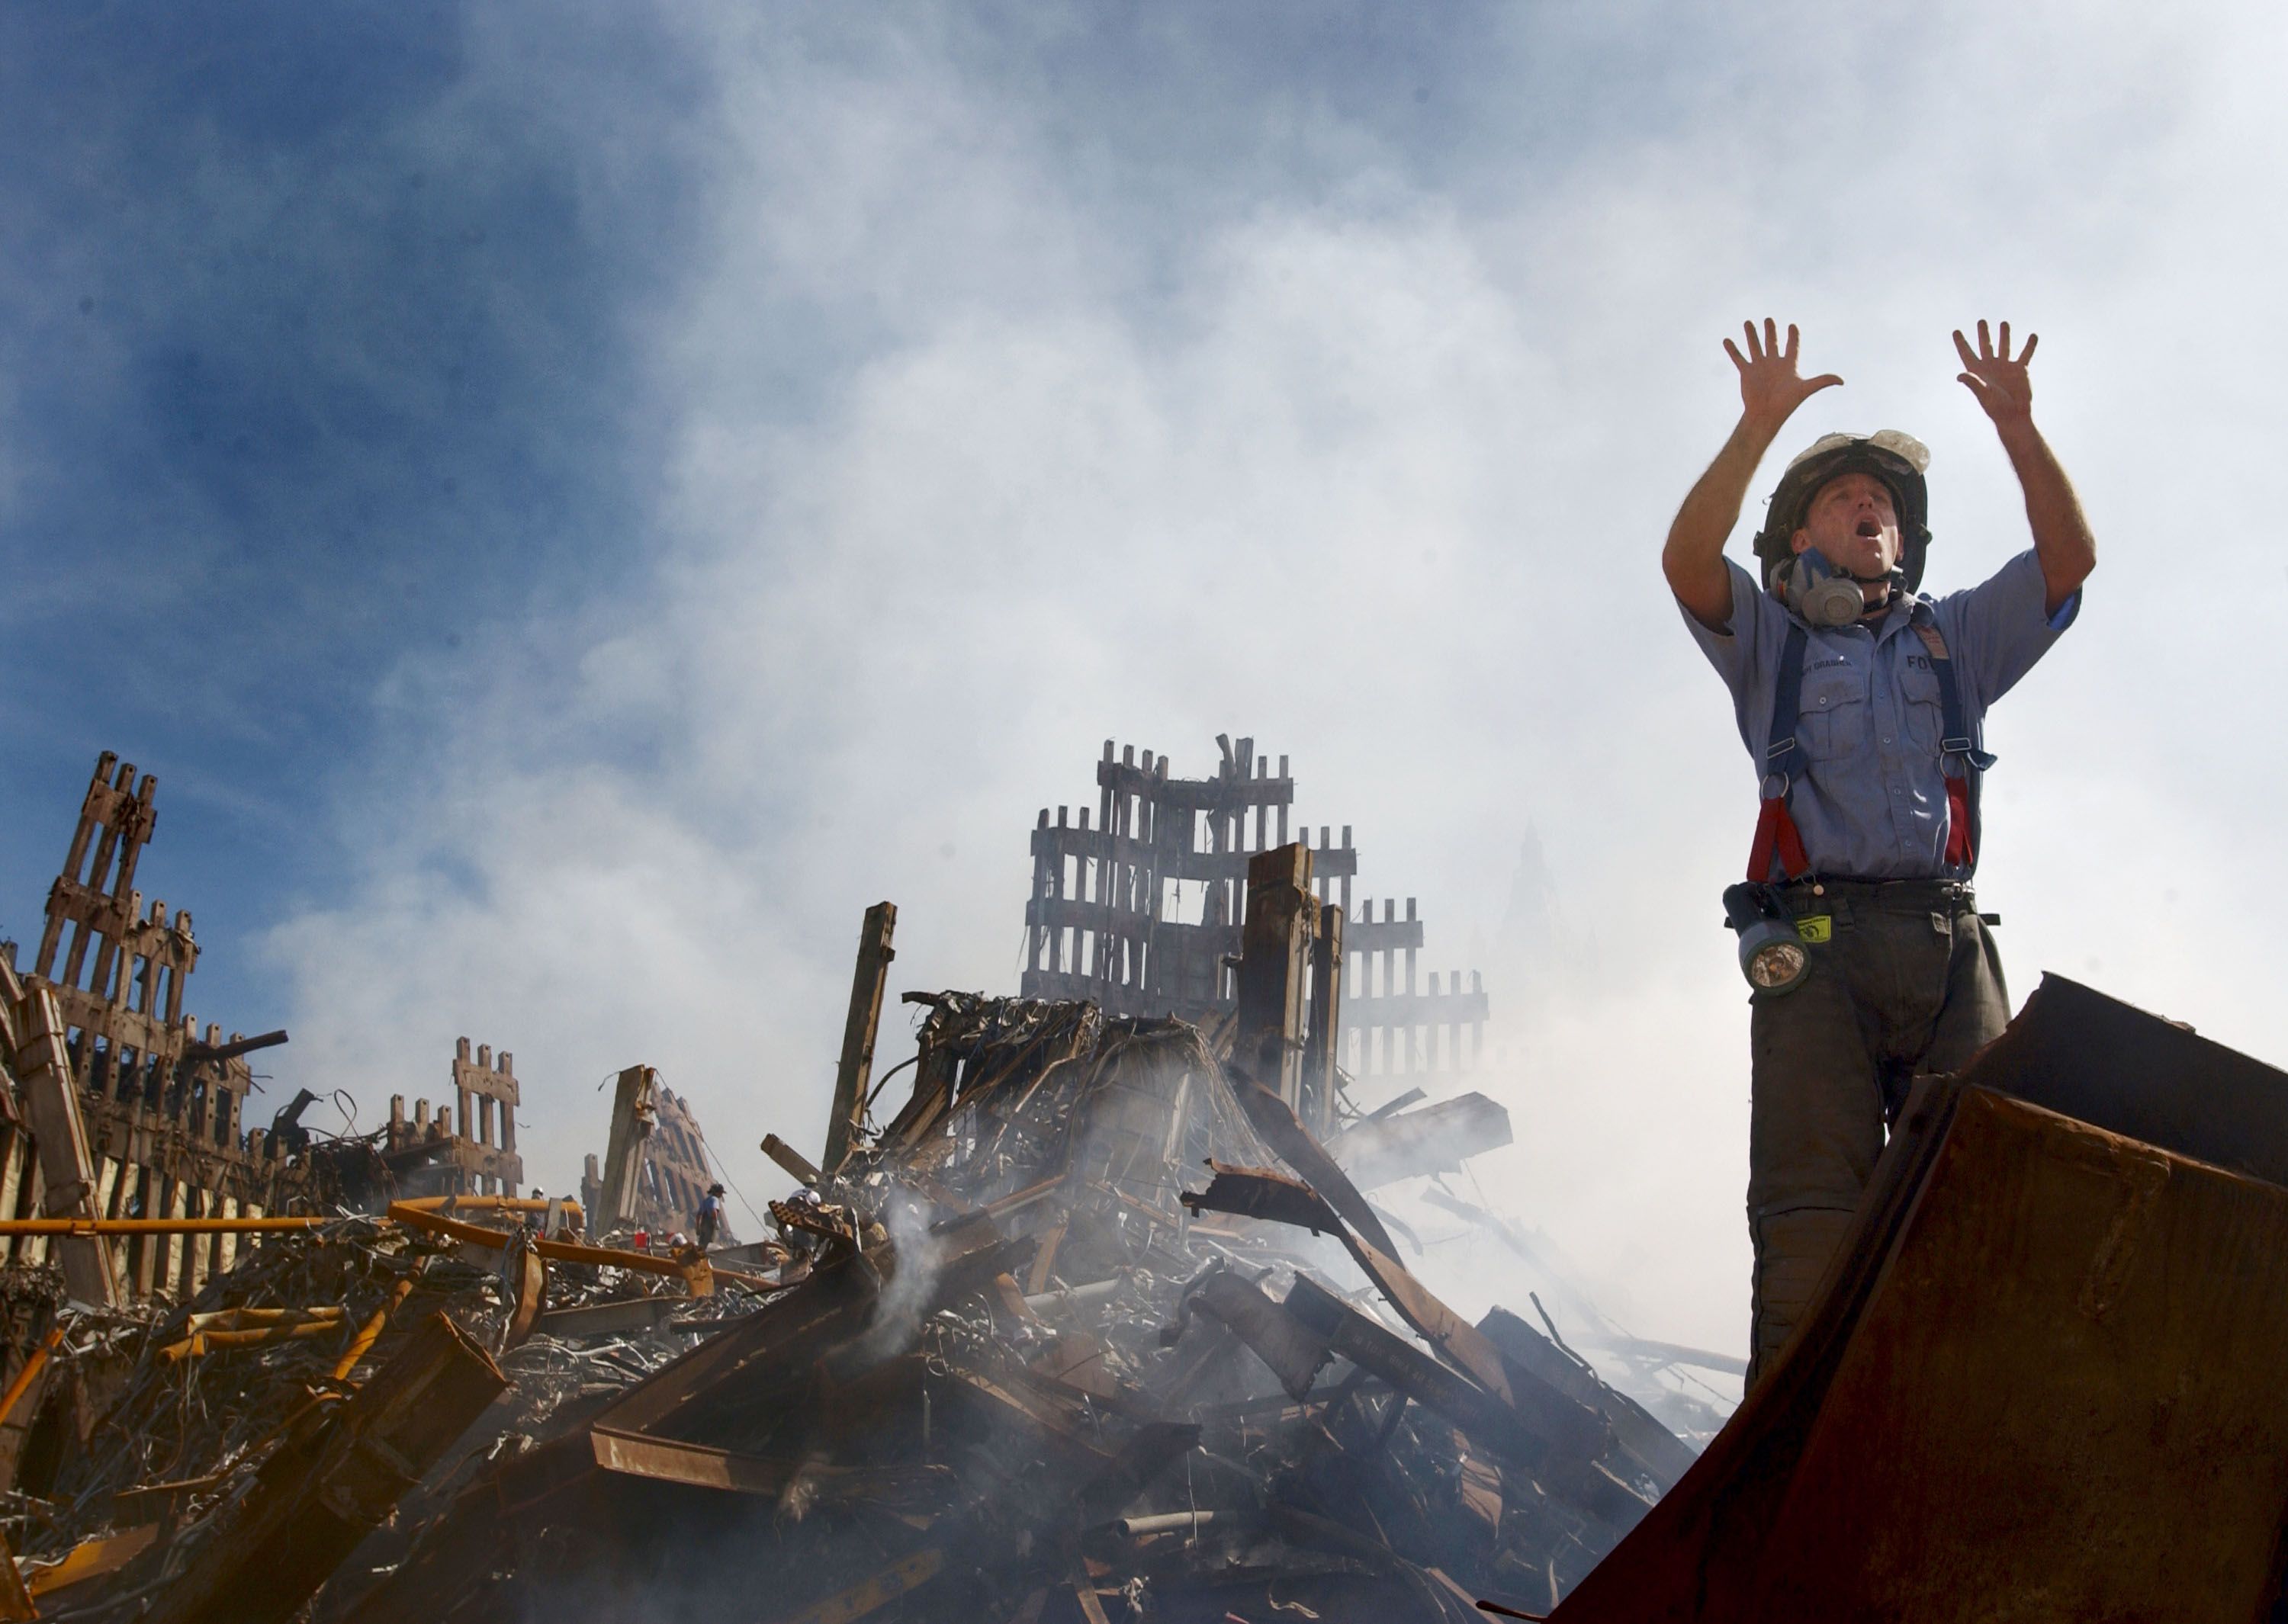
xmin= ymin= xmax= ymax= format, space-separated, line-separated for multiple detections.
xmin=1795 ymin=914 xmax=1833 ymax=943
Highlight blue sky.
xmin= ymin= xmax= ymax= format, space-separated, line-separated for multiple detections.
xmin=7 ymin=1 xmax=2286 ymax=1359
xmin=1 ymin=3 xmax=707 ymax=988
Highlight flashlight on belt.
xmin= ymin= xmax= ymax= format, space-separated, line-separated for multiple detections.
xmin=1723 ymin=883 xmax=1811 ymax=996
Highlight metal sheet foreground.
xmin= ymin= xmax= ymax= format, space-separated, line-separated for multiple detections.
xmin=148 ymin=1309 xmax=508 ymax=1624
xmin=1551 ymin=976 xmax=2288 ymax=1622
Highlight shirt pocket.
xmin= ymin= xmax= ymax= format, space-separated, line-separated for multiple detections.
xmin=1900 ymin=660 xmax=1946 ymax=753
xmin=1796 ymin=661 xmax=1868 ymax=761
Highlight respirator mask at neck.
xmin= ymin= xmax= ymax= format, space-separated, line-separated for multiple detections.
xmin=1782 ymin=549 xmax=1902 ymax=628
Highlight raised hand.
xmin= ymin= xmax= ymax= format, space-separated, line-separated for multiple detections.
xmin=1953 ymin=319 xmax=2037 ymax=428
xmin=1724 ymin=319 xmax=1843 ymax=432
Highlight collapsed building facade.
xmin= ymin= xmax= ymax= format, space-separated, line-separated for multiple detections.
xmin=0 ymin=754 xmax=720 ymax=1311
xmin=1024 ymin=737 xmax=1489 ymax=1083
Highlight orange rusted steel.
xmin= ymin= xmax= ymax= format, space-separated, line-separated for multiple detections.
xmin=1554 ymin=977 xmax=2288 ymax=1623
xmin=0 ymin=1216 xmax=326 ymax=1236
xmin=331 ymin=1273 xmax=419 ymax=1381
xmin=388 ymin=1202 xmax=680 ymax=1274
xmin=0 ymin=1531 xmax=31 ymax=1622
xmin=160 ymin=1307 xmax=349 ymax=1363
xmin=393 ymin=1194 xmax=584 ymax=1221
xmin=0 ymin=1324 xmax=63 ymax=1430
xmin=23 ymin=1523 xmax=158 ymax=1599
xmin=384 ymin=1202 xmax=773 ymax=1291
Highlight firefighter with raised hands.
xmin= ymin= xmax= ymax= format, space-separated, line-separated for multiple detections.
xmin=1663 ymin=319 xmax=2096 ymax=1388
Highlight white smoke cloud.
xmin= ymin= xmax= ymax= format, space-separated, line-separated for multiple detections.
xmin=266 ymin=0 xmax=2288 ymax=1359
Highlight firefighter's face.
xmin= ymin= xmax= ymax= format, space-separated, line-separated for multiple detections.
xmin=1792 ymin=472 xmax=1901 ymax=582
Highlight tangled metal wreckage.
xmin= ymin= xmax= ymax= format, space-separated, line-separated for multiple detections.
xmin=3 ymin=748 xmax=2288 ymax=1621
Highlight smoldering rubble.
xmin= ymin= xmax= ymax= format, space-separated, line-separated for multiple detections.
xmin=0 ymin=743 xmax=1706 ymax=1622
xmin=11 ymin=744 xmax=2288 ymax=1622
xmin=12 ymin=999 xmax=1685 ymax=1622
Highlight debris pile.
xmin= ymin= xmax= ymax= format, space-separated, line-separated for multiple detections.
xmin=0 ymin=1209 xmax=770 ymax=1618
xmin=326 ymin=968 xmax=1687 ymax=1623
xmin=0 ymin=762 xmax=1703 ymax=1622
xmin=9 ymin=743 xmax=2283 ymax=1618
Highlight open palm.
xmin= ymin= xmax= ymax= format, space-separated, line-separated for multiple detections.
xmin=1724 ymin=319 xmax=1843 ymax=431
xmin=1955 ymin=319 xmax=2036 ymax=427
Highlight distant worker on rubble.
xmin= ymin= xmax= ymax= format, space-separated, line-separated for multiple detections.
xmin=1662 ymin=319 xmax=2095 ymax=1388
xmin=695 ymin=1182 xmax=725 ymax=1250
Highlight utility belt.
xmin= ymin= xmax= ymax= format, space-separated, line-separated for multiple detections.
xmin=1724 ymin=874 xmax=1995 ymax=994
xmin=1775 ymin=875 xmax=1981 ymax=912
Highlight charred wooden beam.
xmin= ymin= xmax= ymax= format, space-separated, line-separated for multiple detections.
xmin=824 ymin=901 xmax=897 ymax=1174
xmin=1301 ymin=898 xmax=1344 ymax=1137
xmin=1234 ymin=846 xmax=1312 ymax=1109
xmin=760 ymin=1132 xmax=824 ymax=1188
xmin=180 ymin=1028 xmax=288 ymax=1065
xmin=10 ymin=984 xmax=117 ymax=1305
xmin=1329 ymin=1091 xmax=1513 ymax=1192
xmin=595 ymin=1064 xmax=657 ymax=1231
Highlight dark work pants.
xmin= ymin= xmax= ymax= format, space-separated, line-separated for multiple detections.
xmin=1745 ymin=881 xmax=2009 ymax=1389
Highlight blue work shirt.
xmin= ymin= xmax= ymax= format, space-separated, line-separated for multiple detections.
xmin=1680 ymin=550 xmax=2078 ymax=880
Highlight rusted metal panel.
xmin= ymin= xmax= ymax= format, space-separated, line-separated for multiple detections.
xmin=1976 ymin=971 xmax=2288 ymax=1186
xmin=0 ymin=1539 xmax=28 ymax=1621
xmin=1178 ymin=1266 xmax=1333 ymax=1401
xmin=1554 ymin=1076 xmax=2288 ymax=1622
xmin=22 ymin=1523 xmax=156 ymax=1600
xmin=148 ymin=1310 xmax=507 ymax=1624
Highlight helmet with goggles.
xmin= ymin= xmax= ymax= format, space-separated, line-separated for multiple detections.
xmin=1751 ymin=429 xmax=1933 ymax=595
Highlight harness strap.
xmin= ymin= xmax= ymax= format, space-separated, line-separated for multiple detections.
xmin=1748 ymin=793 xmax=1810 ymax=883
xmin=1911 ymin=616 xmax=1996 ymax=871
xmin=1747 ymin=623 xmax=1813 ymax=882
xmin=1747 ymin=613 xmax=1998 ymax=882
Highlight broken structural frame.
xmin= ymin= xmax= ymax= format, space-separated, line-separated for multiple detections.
xmin=5 ymin=752 xmax=535 ymax=1299
xmin=5 ymin=753 xmax=298 ymax=1301
xmin=1022 ymin=734 xmax=1489 ymax=1082
xmin=580 ymin=1063 xmax=721 ymax=1240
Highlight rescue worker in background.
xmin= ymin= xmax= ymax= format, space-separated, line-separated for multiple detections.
xmin=1663 ymin=319 xmax=2096 ymax=1388
xmin=696 ymin=1182 xmax=725 ymax=1250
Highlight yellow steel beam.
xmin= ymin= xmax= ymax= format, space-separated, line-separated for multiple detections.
xmin=384 ymin=1202 xmax=773 ymax=1292
xmin=332 ymin=1273 xmax=419 ymax=1382
xmin=393 ymin=1195 xmax=585 ymax=1221
xmin=24 ymin=1523 xmax=157 ymax=1598
xmin=0 ymin=1325 xmax=63 ymax=1430
xmin=0 ymin=1216 xmax=326 ymax=1237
